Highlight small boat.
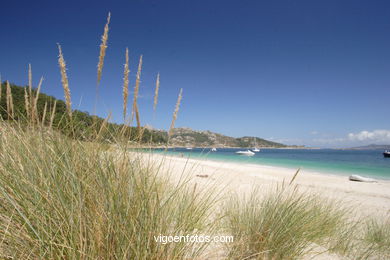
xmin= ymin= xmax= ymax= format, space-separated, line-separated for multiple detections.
xmin=186 ymin=147 xmax=193 ymax=150
xmin=349 ymin=175 xmax=377 ymax=183
xmin=236 ymin=150 xmax=255 ymax=156
xmin=252 ymin=138 xmax=260 ymax=152
xmin=211 ymin=148 xmax=217 ymax=152
xmin=384 ymin=150 xmax=390 ymax=158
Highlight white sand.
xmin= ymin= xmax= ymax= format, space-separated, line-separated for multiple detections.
xmin=151 ymin=152 xmax=390 ymax=219
xmin=144 ymin=152 xmax=390 ymax=259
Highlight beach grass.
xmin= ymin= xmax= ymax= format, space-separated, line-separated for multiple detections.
xmin=0 ymin=123 xmax=218 ymax=259
xmin=356 ymin=216 xmax=390 ymax=259
xmin=222 ymin=186 xmax=353 ymax=259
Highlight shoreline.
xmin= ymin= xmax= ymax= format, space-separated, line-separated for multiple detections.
xmin=148 ymin=152 xmax=390 ymax=220
xmin=151 ymin=149 xmax=390 ymax=181
xmin=159 ymin=151 xmax=390 ymax=185
xmin=136 ymin=146 xmax=310 ymax=149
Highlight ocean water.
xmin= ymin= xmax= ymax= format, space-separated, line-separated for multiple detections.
xmin=152 ymin=148 xmax=390 ymax=180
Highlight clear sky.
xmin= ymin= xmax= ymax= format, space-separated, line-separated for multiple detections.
xmin=1 ymin=0 xmax=390 ymax=147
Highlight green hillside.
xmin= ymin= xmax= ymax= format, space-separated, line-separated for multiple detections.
xmin=169 ymin=128 xmax=288 ymax=148
xmin=0 ymin=82 xmax=167 ymax=144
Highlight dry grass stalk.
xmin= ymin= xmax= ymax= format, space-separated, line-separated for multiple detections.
xmin=0 ymin=74 xmax=2 ymax=102
xmin=28 ymin=64 xmax=33 ymax=107
xmin=49 ymin=100 xmax=57 ymax=129
xmin=10 ymin=96 xmax=14 ymax=120
xmin=41 ymin=102 xmax=47 ymax=127
xmin=57 ymin=44 xmax=72 ymax=118
xmin=6 ymin=81 xmax=14 ymax=119
xmin=153 ymin=73 xmax=160 ymax=112
xmin=27 ymin=64 xmax=34 ymax=123
xmin=24 ymin=87 xmax=30 ymax=119
xmin=131 ymin=55 xmax=143 ymax=123
xmin=97 ymin=113 xmax=112 ymax=140
xmin=32 ymin=77 xmax=44 ymax=123
xmin=168 ymin=88 xmax=183 ymax=139
xmin=137 ymin=125 xmax=145 ymax=142
xmin=135 ymin=103 xmax=141 ymax=134
xmin=97 ymin=12 xmax=111 ymax=85
xmin=289 ymin=168 xmax=301 ymax=186
xmin=122 ymin=48 xmax=130 ymax=122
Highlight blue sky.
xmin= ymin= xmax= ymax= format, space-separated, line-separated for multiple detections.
xmin=1 ymin=0 xmax=390 ymax=147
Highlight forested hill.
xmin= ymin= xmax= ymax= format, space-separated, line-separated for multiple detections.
xmin=0 ymin=82 xmax=168 ymax=143
xmin=168 ymin=128 xmax=288 ymax=148
xmin=0 ymin=82 xmax=289 ymax=148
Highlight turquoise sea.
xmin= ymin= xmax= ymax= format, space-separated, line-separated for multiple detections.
xmin=153 ymin=148 xmax=390 ymax=180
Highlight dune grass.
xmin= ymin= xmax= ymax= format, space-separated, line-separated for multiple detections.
xmin=222 ymin=186 xmax=353 ymax=260
xmin=0 ymin=123 xmax=218 ymax=259
xmin=355 ymin=216 xmax=390 ymax=259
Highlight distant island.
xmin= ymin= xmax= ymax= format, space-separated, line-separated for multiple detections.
xmin=348 ymin=144 xmax=390 ymax=150
xmin=150 ymin=127 xmax=303 ymax=148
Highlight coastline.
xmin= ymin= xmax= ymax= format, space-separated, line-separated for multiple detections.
xmin=150 ymin=148 xmax=390 ymax=180
xmin=139 ymin=145 xmax=311 ymax=149
xmin=148 ymin=151 xmax=390 ymax=220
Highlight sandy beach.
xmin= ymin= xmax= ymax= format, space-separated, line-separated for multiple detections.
xmin=150 ymin=152 xmax=390 ymax=220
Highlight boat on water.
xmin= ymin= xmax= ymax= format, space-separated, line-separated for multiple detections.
xmin=384 ymin=150 xmax=390 ymax=158
xmin=252 ymin=137 xmax=260 ymax=152
xmin=236 ymin=150 xmax=255 ymax=156
xmin=186 ymin=147 xmax=193 ymax=150
xmin=211 ymin=148 xmax=217 ymax=152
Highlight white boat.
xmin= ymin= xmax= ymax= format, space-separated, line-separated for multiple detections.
xmin=252 ymin=137 xmax=260 ymax=152
xmin=349 ymin=175 xmax=377 ymax=183
xmin=186 ymin=147 xmax=193 ymax=150
xmin=236 ymin=150 xmax=255 ymax=156
xmin=211 ymin=148 xmax=217 ymax=152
